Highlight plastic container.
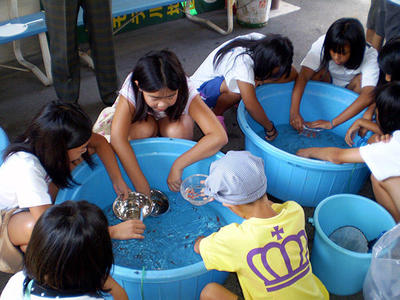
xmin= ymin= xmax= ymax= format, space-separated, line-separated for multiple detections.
xmin=56 ymin=138 xmax=242 ymax=300
xmin=237 ymin=81 xmax=370 ymax=207
xmin=236 ymin=0 xmax=272 ymax=28
xmin=0 ymin=127 xmax=9 ymax=165
xmin=180 ymin=174 xmax=213 ymax=206
xmin=310 ymin=194 xmax=395 ymax=295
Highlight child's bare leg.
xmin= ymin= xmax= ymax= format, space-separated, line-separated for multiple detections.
xmin=371 ymin=175 xmax=400 ymax=222
xmin=213 ymin=81 xmax=241 ymax=116
xmin=346 ymin=74 xmax=362 ymax=94
xmin=128 ymin=116 xmax=158 ymax=140
xmin=158 ymin=115 xmax=194 ymax=140
xmin=311 ymin=68 xmax=331 ymax=83
xmin=7 ymin=212 xmax=36 ymax=252
xmin=200 ymin=283 xmax=239 ymax=300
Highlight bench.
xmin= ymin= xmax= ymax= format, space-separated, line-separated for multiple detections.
xmin=0 ymin=0 xmax=234 ymax=86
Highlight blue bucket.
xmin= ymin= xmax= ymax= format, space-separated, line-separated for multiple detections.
xmin=310 ymin=194 xmax=395 ymax=295
xmin=237 ymin=81 xmax=370 ymax=207
xmin=56 ymin=138 xmax=242 ymax=300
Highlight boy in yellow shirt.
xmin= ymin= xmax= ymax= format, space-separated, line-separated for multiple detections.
xmin=194 ymin=151 xmax=329 ymax=300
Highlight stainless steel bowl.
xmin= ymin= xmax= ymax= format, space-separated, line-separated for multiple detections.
xmin=150 ymin=189 xmax=169 ymax=216
xmin=113 ymin=191 xmax=154 ymax=221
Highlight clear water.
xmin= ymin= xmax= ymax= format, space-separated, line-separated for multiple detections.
xmin=104 ymin=192 xmax=224 ymax=270
xmin=258 ymin=124 xmax=349 ymax=155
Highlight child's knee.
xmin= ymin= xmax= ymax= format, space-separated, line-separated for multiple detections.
xmin=128 ymin=119 xmax=158 ymax=140
xmin=347 ymin=74 xmax=362 ymax=93
xmin=311 ymin=68 xmax=331 ymax=83
xmin=160 ymin=116 xmax=193 ymax=139
xmin=200 ymin=283 xmax=221 ymax=300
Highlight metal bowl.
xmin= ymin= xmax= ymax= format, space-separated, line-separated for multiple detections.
xmin=150 ymin=189 xmax=169 ymax=216
xmin=113 ymin=191 xmax=154 ymax=221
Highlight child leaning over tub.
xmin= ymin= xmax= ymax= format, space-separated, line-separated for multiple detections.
xmin=343 ymin=37 xmax=400 ymax=141
xmin=0 ymin=102 xmax=145 ymax=274
xmin=290 ymin=18 xmax=379 ymax=132
xmin=194 ymin=151 xmax=329 ymax=300
xmin=101 ymin=50 xmax=227 ymax=195
xmin=297 ymin=82 xmax=400 ymax=222
xmin=0 ymin=201 xmax=128 ymax=300
xmin=190 ymin=32 xmax=297 ymax=138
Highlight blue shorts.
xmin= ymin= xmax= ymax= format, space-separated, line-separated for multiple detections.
xmin=197 ymin=76 xmax=224 ymax=108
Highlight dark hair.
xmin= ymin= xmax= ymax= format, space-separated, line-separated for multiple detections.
xmin=3 ymin=101 xmax=94 ymax=189
xmin=23 ymin=201 xmax=113 ymax=297
xmin=130 ymin=50 xmax=188 ymax=122
xmin=375 ymin=81 xmax=400 ymax=134
xmin=213 ymin=34 xmax=293 ymax=81
xmin=378 ymin=37 xmax=400 ymax=82
xmin=320 ymin=18 xmax=366 ymax=70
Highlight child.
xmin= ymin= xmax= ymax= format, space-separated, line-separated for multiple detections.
xmin=290 ymin=18 xmax=379 ymax=132
xmin=0 ymin=102 xmax=145 ymax=274
xmin=108 ymin=50 xmax=227 ymax=195
xmin=194 ymin=151 xmax=328 ymax=300
xmin=190 ymin=32 xmax=297 ymax=140
xmin=378 ymin=37 xmax=400 ymax=83
xmin=0 ymin=200 xmax=128 ymax=300
xmin=297 ymin=82 xmax=400 ymax=222
xmin=345 ymin=36 xmax=400 ymax=140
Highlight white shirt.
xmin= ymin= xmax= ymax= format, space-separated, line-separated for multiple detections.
xmin=0 ymin=271 xmax=104 ymax=300
xmin=119 ymin=74 xmax=198 ymax=120
xmin=301 ymin=35 xmax=379 ymax=88
xmin=0 ymin=152 xmax=51 ymax=210
xmin=191 ymin=32 xmax=266 ymax=93
xmin=359 ymin=130 xmax=400 ymax=181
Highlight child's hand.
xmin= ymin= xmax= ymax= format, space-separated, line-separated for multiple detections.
xmin=290 ymin=112 xmax=305 ymax=132
xmin=345 ymin=119 xmax=363 ymax=146
xmin=167 ymin=165 xmax=183 ymax=192
xmin=368 ymin=133 xmax=392 ymax=144
xmin=306 ymin=120 xmax=332 ymax=130
xmin=113 ymin=179 xmax=131 ymax=200
xmin=109 ymin=219 xmax=146 ymax=240
xmin=194 ymin=236 xmax=205 ymax=254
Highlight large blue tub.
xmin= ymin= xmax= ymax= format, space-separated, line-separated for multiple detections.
xmin=56 ymin=138 xmax=241 ymax=300
xmin=237 ymin=81 xmax=370 ymax=207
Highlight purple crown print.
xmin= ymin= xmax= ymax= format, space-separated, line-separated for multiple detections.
xmin=246 ymin=229 xmax=310 ymax=292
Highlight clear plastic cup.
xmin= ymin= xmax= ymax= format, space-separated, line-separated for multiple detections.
xmin=180 ymin=174 xmax=213 ymax=206
xmin=300 ymin=124 xmax=324 ymax=138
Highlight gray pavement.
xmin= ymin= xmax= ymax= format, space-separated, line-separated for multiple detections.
xmin=0 ymin=0 xmax=371 ymax=298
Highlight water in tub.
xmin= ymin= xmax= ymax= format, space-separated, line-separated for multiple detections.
xmin=104 ymin=191 xmax=224 ymax=270
xmin=259 ymin=124 xmax=349 ymax=155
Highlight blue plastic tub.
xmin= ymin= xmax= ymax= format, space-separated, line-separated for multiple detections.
xmin=310 ymin=194 xmax=395 ymax=295
xmin=0 ymin=127 xmax=9 ymax=165
xmin=237 ymin=81 xmax=370 ymax=207
xmin=56 ymin=138 xmax=241 ymax=300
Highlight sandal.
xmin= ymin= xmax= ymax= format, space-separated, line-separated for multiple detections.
xmin=264 ymin=122 xmax=277 ymax=140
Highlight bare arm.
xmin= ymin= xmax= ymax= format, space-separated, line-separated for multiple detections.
xmin=167 ymin=96 xmax=228 ymax=191
xmin=237 ymin=80 xmax=275 ymax=139
xmin=194 ymin=236 xmax=205 ymax=254
xmin=345 ymin=118 xmax=383 ymax=146
xmin=104 ymin=276 xmax=128 ymax=300
xmin=296 ymin=147 xmax=364 ymax=164
xmin=290 ymin=66 xmax=315 ymax=131
xmin=88 ymin=133 xmax=130 ymax=199
xmin=110 ymin=96 xmax=150 ymax=196
xmin=29 ymin=204 xmax=52 ymax=221
xmin=308 ymin=86 xmax=375 ymax=129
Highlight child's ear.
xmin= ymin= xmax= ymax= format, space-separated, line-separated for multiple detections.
xmin=134 ymin=80 xmax=140 ymax=88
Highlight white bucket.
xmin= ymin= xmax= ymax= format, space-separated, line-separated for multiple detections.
xmin=236 ymin=0 xmax=272 ymax=27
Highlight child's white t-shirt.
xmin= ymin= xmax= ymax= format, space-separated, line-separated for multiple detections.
xmin=301 ymin=35 xmax=379 ymax=88
xmin=118 ymin=74 xmax=198 ymax=120
xmin=0 ymin=271 xmax=104 ymax=300
xmin=190 ymin=32 xmax=266 ymax=93
xmin=359 ymin=130 xmax=400 ymax=181
xmin=0 ymin=152 xmax=51 ymax=210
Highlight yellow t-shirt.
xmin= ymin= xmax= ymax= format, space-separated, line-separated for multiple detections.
xmin=199 ymin=201 xmax=329 ymax=300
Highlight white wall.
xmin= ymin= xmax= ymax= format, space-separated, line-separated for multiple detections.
xmin=0 ymin=0 xmax=41 ymax=64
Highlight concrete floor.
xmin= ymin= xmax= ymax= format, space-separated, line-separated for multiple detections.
xmin=0 ymin=0 xmax=372 ymax=298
